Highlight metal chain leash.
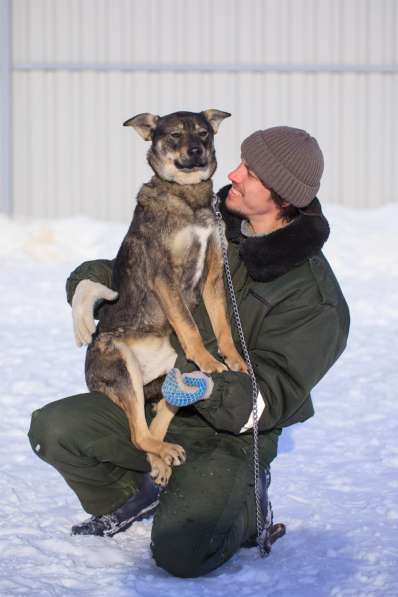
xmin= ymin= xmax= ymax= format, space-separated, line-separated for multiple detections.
xmin=212 ymin=194 xmax=271 ymax=557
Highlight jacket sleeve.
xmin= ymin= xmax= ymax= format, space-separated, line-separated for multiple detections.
xmin=65 ymin=259 xmax=115 ymax=306
xmin=192 ymin=302 xmax=348 ymax=434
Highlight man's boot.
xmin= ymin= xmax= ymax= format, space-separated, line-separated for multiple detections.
xmin=260 ymin=465 xmax=286 ymax=551
xmin=242 ymin=465 xmax=286 ymax=550
xmin=71 ymin=474 xmax=160 ymax=537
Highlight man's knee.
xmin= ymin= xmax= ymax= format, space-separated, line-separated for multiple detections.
xmin=28 ymin=401 xmax=73 ymax=462
xmin=28 ymin=393 xmax=105 ymax=462
xmin=150 ymin=520 xmax=231 ymax=578
xmin=151 ymin=530 xmax=205 ymax=578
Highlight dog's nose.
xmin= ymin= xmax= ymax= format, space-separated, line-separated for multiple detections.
xmin=188 ymin=145 xmax=202 ymax=157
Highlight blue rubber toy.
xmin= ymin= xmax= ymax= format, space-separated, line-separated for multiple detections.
xmin=161 ymin=368 xmax=214 ymax=407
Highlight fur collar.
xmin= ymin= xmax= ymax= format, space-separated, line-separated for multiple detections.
xmin=218 ymin=185 xmax=330 ymax=282
xmin=144 ymin=175 xmax=213 ymax=210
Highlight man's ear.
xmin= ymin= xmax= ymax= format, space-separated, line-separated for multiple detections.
xmin=201 ymin=109 xmax=231 ymax=134
xmin=123 ymin=113 xmax=159 ymax=140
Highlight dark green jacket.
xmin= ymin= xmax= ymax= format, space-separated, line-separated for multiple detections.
xmin=66 ymin=187 xmax=350 ymax=435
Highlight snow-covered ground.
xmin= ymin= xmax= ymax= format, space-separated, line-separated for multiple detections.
xmin=0 ymin=203 xmax=397 ymax=596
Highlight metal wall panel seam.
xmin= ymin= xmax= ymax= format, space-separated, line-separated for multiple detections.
xmin=0 ymin=0 xmax=13 ymax=215
xmin=12 ymin=63 xmax=398 ymax=73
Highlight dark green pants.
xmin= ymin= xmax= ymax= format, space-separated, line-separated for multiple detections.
xmin=28 ymin=391 xmax=280 ymax=577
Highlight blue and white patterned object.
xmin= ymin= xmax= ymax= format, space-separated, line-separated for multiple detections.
xmin=161 ymin=368 xmax=214 ymax=407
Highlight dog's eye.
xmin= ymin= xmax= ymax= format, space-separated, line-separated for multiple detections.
xmin=170 ymin=132 xmax=182 ymax=140
xmin=198 ymin=130 xmax=208 ymax=139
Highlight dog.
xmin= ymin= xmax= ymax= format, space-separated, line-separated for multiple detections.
xmin=85 ymin=109 xmax=247 ymax=485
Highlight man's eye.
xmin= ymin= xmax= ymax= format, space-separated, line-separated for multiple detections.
xmin=170 ymin=132 xmax=182 ymax=140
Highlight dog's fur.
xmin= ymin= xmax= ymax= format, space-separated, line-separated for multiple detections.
xmin=85 ymin=110 xmax=246 ymax=484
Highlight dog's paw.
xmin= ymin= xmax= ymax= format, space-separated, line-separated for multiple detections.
xmin=196 ymin=354 xmax=228 ymax=374
xmin=148 ymin=454 xmax=172 ymax=487
xmin=159 ymin=442 xmax=186 ymax=467
xmin=224 ymin=352 xmax=248 ymax=373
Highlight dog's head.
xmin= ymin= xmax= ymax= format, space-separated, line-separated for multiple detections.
xmin=123 ymin=110 xmax=231 ymax=185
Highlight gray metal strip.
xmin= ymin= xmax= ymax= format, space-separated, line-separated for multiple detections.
xmin=13 ymin=62 xmax=398 ymax=73
xmin=0 ymin=0 xmax=12 ymax=215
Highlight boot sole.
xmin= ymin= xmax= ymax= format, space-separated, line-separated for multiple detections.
xmin=241 ymin=523 xmax=286 ymax=549
xmin=269 ymin=522 xmax=286 ymax=544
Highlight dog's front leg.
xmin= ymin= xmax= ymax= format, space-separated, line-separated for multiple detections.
xmin=153 ymin=276 xmax=227 ymax=374
xmin=202 ymin=235 xmax=247 ymax=373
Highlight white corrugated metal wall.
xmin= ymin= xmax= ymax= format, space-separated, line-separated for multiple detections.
xmin=6 ymin=0 xmax=398 ymax=219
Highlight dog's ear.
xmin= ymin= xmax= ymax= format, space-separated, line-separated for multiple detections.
xmin=201 ymin=109 xmax=231 ymax=134
xmin=123 ymin=113 xmax=159 ymax=141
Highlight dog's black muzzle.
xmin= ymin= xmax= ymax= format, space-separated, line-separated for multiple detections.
xmin=174 ymin=158 xmax=208 ymax=170
xmin=175 ymin=143 xmax=210 ymax=170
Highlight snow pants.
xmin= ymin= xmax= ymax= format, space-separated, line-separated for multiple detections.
xmin=28 ymin=391 xmax=280 ymax=578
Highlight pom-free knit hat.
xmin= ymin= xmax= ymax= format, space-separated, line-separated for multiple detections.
xmin=241 ymin=126 xmax=324 ymax=207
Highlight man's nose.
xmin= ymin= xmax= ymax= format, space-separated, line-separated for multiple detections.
xmin=228 ymin=162 xmax=245 ymax=183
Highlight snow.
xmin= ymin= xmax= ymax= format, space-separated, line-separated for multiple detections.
xmin=0 ymin=203 xmax=397 ymax=596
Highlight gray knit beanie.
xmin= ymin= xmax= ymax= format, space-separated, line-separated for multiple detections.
xmin=241 ymin=126 xmax=324 ymax=207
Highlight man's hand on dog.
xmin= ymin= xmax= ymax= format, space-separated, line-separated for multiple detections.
xmin=72 ymin=280 xmax=118 ymax=346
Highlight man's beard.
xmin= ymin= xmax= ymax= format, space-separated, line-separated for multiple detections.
xmin=225 ymin=202 xmax=247 ymax=220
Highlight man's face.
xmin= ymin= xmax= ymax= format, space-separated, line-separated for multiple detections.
xmin=226 ymin=161 xmax=278 ymax=219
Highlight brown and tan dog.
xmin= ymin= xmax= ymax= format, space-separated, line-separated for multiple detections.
xmin=85 ymin=109 xmax=247 ymax=485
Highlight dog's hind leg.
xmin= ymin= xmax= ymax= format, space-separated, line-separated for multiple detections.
xmin=147 ymin=400 xmax=180 ymax=486
xmin=111 ymin=340 xmax=185 ymax=467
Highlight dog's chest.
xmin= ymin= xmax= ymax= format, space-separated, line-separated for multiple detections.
xmin=171 ymin=224 xmax=214 ymax=287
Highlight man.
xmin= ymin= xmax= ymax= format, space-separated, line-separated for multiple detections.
xmin=28 ymin=126 xmax=350 ymax=578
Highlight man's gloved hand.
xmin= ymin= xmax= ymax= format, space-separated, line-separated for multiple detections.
xmin=72 ymin=279 xmax=118 ymax=346
xmin=162 ymin=368 xmax=214 ymax=407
